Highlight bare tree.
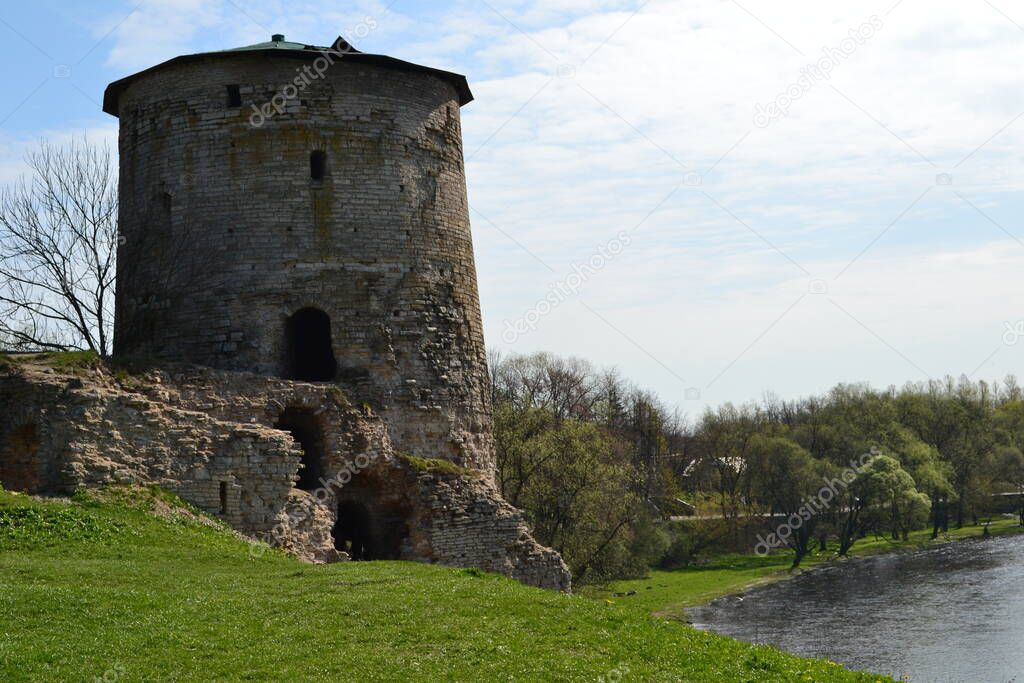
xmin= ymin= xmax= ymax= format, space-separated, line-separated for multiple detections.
xmin=0 ymin=138 xmax=117 ymax=355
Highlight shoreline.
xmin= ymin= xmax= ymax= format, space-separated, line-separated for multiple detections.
xmin=586 ymin=516 xmax=1024 ymax=620
xmin=687 ymin=527 xmax=1024 ymax=621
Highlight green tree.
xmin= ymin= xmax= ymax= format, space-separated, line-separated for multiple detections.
xmin=695 ymin=404 xmax=763 ymax=531
xmin=838 ymin=455 xmax=930 ymax=553
xmin=745 ymin=436 xmax=823 ymax=568
xmin=993 ymin=444 xmax=1024 ymax=527
xmin=494 ymin=403 xmax=650 ymax=582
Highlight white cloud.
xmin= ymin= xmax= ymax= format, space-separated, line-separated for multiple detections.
xmin=0 ymin=125 xmax=118 ymax=185
xmin=93 ymin=0 xmax=1024 ymax=408
xmin=101 ymin=0 xmax=226 ymax=71
xmin=100 ymin=0 xmax=404 ymax=72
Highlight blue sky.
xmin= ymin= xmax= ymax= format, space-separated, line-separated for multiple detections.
xmin=2 ymin=0 xmax=1024 ymax=418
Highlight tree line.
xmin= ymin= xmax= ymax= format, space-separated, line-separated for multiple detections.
xmin=491 ymin=351 xmax=1024 ymax=580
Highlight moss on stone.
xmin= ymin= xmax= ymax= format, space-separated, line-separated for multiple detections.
xmin=325 ymin=385 xmax=350 ymax=409
xmin=398 ymin=452 xmax=478 ymax=478
xmin=12 ymin=351 xmax=104 ymax=374
xmin=111 ymin=369 xmax=139 ymax=390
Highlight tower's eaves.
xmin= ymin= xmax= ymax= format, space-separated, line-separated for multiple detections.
xmin=102 ymin=34 xmax=472 ymax=116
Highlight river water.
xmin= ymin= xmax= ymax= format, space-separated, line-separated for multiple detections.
xmin=687 ymin=534 xmax=1024 ymax=682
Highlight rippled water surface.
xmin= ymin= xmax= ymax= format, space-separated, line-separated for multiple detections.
xmin=688 ymin=534 xmax=1024 ymax=682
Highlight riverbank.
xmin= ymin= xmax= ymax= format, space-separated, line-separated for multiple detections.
xmin=587 ymin=517 xmax=1024 ymax=620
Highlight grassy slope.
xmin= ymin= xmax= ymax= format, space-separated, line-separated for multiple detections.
xmin=0 ymin=489 xmax=888 ymax=682
xmin=591 ymin=518 xmax=1024 ymax=620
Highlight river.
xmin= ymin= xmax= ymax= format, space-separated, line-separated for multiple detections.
xmin=687 ymin=534 xmax=1024 ymax=682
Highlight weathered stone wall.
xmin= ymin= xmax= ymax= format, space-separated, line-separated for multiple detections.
xmin=0 ymin=362 xmax=570 ymax=591
xmin=110 ymin=52 xmax=492 ymax=473
xmin=0 ymin=364 xmax=299 ymax=534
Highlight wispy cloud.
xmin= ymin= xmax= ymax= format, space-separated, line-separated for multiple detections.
xmin=82 ymin=0 xmax=1024 ymax=410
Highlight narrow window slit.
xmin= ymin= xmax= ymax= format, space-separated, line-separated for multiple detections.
xmin=310 ymin=151 xmax=327 ymax=182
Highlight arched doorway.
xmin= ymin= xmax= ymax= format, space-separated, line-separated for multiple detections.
xmin=334 ymin=500 xmax=372 ymax=559
xmin=284 ymin=307 xmax=337 ymax=381
xmin=332 ymin=475 xmax=412 ymax=560
xmin=274 ymin=408 xmax=325 ymax=491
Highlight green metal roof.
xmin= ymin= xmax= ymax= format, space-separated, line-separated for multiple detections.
xmin=102 ymin=35 xmax=472 ymax=115
xmin=224 ymin=39 xmax=310 ymax=51
xmin=220 ymin=34 xmax=326 ymax=53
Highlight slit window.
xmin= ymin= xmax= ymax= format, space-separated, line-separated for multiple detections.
xmin=226 ymin=85 xmax=242 ymax=108
xmin=219 ymin=481 xmax=228 ymax=514
xmin=310 ymin=151 xmax=327 ymax=182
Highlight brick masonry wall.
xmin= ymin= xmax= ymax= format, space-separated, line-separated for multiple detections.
xmin=111 ymin=52 xmax=493 ymax=474
xmin=0 ymin=362 xmax=570 ymax=591
xmin=0 ymin=365 xmax=299 ymax=533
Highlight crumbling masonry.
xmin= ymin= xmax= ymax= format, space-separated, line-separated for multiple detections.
xmin=0 ymin=35 xmax=570 ymax=591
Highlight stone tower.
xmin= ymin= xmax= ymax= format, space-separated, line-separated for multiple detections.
xmin=104 ymin=35 xmax=493 ymax=473
xmin=1 ymin=36 xmax=570 ymax=588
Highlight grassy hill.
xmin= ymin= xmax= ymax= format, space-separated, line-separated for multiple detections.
xmin=0 ymin=487 xmax=889 ymax=682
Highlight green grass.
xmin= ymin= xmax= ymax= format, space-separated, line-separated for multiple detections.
xmin=586 ymin=553 xmax=810 ymax=618
xmin=0 ymin=350 xmax=103 ymax=373
xmin=589 ymin=518 xmax=1024 ymax=621
xmin=0 ymin=488 xmax=888 ymax=682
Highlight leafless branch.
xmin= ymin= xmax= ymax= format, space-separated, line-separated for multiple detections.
xmin=0 ymin=138 xmax=118 ymax=355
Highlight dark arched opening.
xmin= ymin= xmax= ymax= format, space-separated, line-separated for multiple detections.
xmin=284 ymin=307 xmax=337 ymax=382
xmin=0 ymin=423 xmax=41 ymax=493
xmin=334 ymin=500 xmax=372 ymax=559
xmin=332 ymin=475 xmax=411 ymax=560
xmin=274 ymin=408 xmax=325 ymax=491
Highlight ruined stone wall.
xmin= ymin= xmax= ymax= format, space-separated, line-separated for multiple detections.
xmin=0 ymin=362 xmax=570 ymax=591
xmin=142 ymin=364 xmax=567 ymax=588
xmin=0 ymin=365 xmax=299 ymax=534
xmin=111 ymin=53 xmax=492 ymax=474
